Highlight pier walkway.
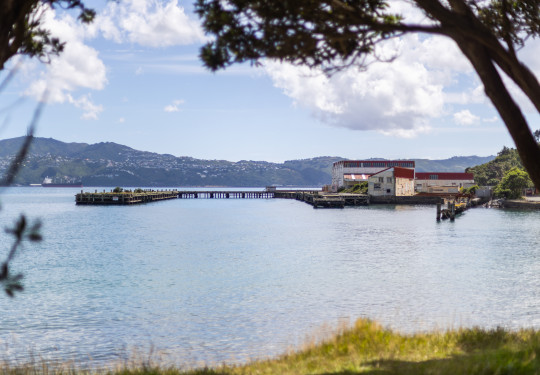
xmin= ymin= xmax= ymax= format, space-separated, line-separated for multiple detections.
xmin=75 ymin=189 xmax=369 ymax=208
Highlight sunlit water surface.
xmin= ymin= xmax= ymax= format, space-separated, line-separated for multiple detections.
xmin=1 ymin=187 xmax=540 ymax=366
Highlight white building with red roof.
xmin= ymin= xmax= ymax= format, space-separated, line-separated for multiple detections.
xmin=332 ymin=160 xmax=415 ymax=188
xmin=415 ymin=172 xmax=475 ymax=193
xmin=368 ymin=167 xmax=415 ymax=197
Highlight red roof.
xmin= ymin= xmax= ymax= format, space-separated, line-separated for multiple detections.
xmin=371 ymin=167 xmax=414 ymax=179
xmin=394 ymin=167 xmax=415 ymax=179
xmin=415 ymin=172 xmax=474 ymax=180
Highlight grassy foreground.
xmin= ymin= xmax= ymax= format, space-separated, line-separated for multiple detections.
xmin=5 ymin=319 xmax=540 ymax=375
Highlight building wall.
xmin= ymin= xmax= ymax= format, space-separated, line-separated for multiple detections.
xmin=415 ymin=178 xmax=475 ymax=192
xmin=395 ymin=177 xmax=415 ymax=196
xmin=332 ymin=160 xmax=415 ymax=187
xmin=368 ymin=169 xmax=395 ymax=196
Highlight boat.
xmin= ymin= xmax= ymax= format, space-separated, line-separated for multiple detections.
xmin=41 ymin=177 xmax=83 ymax=188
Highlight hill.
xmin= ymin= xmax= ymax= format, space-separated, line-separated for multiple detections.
xmin=0 ymin=137 xmax=494 ymax=187
xmin=466 ymin=146 xmax=524 ymax=186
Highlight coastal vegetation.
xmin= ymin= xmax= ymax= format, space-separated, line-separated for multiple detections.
xmin=466 ymin=146 xmax=525 ymax=187
xmin=466 ymin=146 xmax=534 ymax=198
xmin=3 ymin=319 xmax=540 ymax=374
xmin=340 ymin=182 xmax=368 ymax=194
xmin=493 ymin=167 xmax=533 ymax=199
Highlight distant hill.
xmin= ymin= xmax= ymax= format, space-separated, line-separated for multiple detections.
xmin=0 ymin=137 xmax=494 ymax=187
xmin=414 ymin=156 xmax=495 ymax=173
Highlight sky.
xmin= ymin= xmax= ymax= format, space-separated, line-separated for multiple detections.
xmin=1 ymin=0 xmax=539 ymax=163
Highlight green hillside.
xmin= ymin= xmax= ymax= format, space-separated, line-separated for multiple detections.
xmin=0 ymin=137 xmax=494 ymax=187
xmin=466 ymin=147 xmax=524 ymax=186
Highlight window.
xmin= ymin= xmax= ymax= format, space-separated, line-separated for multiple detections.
xmin=429 ymin=174 xmax=438 ymax=180
xmin=386 ymin=189 xmax=391 ymax=193
xmin=387 ymin=177 xmax=392 ymax=183
xmin=378 ymin=177 xmax=384 ymax=183
xmin=374 ymin=183 xmax=381 ymax=189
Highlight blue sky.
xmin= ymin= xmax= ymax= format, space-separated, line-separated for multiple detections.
xmin=1 ymin=0 xmax=539 ymax=162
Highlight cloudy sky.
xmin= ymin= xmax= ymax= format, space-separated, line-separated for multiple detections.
xmin=1 ymin=0 xmax=539 ymax=162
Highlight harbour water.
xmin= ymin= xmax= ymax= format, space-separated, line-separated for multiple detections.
xmin=0 ymin=187 xmax=540 ymax=366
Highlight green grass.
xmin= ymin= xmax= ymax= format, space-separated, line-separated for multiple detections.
xmin=340 ymin=183 xmax=368 ymax=195
xmin=4 ymin=319 xmax=540 ymax=374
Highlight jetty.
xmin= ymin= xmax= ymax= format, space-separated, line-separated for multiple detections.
xmin=436 ymin=194 xmax=477 ymax=221
xmin=275 ymin=191 xmax=368 ymax=208
xmin=76 ymin=189 xmax=179 ymax=205
xmin=75 ymin=188 xmax=369 ymax=208
xmin=178 ymin=191 xmax=274 ymax=199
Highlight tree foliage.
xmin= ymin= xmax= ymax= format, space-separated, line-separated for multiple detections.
xmin=494 ymin=167 xmax=533 ymax=199
xmin=466 ymin=146 xmax=523 ymax=186
xmin=0 ymin=0 xmax=94 ymax=69
xmin=196 ymin=0 xmax=540 ymax=191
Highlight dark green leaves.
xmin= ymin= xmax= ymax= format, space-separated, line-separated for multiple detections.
xmin=0 ymin=1 xmax=95 ymax=69
xmin=195 ymin=0 xmax=401 ymax=72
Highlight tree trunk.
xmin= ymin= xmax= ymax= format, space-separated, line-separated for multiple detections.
xmin=455 ymin=38 xmax=540 ymax=190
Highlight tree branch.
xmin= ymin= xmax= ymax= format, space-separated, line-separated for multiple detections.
xmin=454 ymin=36 xmax=540 ymax=190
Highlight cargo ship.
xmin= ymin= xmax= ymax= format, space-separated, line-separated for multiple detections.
xmin=41 ymin=177 xmax=83 ymax=188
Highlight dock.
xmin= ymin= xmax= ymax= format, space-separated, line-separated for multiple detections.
xmin=274 ymin=191 xmax=369 ymax=208
xmin=75 ymin=188 xmax=369 ymax=208
xmin=76 ymin=189 xmax=179 ymax=205
xmin=177 ymin=191 xmax=274 ymax=199
xmin=436 ymin=196 xmax=472 ymax=221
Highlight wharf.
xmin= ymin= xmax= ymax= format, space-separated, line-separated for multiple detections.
xmin=275 ymin=191 xmax=369 ymax=208
xmin=178 ymin=191 xmax=274 ymax=199
xmin=437 ymin=195 xmax=475 ymax=221
xmin=74 ymin=188 xmax=369 ymax=208
xmin=76 ymin=189 xmax=179 ymax=205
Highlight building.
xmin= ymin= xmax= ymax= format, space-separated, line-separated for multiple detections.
xmin=368 ymin=167 xmax=415 ymax=196
xmin=414 ymin=172 xmax=475 ymax=193
xmin=332 ymin=160 xmax=415 ymax=188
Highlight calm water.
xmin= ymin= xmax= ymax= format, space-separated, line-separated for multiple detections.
xmin=1 ymin=187 xmax=540 ymax=366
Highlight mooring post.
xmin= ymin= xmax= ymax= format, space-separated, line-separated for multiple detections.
xmin=450 ymin=202 xmax=455 ymax=221
xmin=436 ymin=203 xmax=441 ymax=221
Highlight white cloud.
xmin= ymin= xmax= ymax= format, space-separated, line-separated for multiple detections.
xmin=22 ymin=1 xmax=205 ymax=118
xmin=96 ymin=0 xmax=206 ymax=47
xmin=164 ymin=99 xmax=184 ymax=112
xmin=264 ymin=34 xmax=460 ymax=137
xmin=483 ymin=116 xmax=499 ymax=123
xmin=24 ymin=6 xmax=107 ymax=119
xmin=68 ymin=94 xmax=104 ymax=120
xmin=118 ymin=117 xmax=126 ymax=123
xmin=454 ymin=110 xmax=480 ymax=126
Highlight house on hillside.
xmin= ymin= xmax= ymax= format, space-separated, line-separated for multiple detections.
xmin=332 ymin=160 xmax=415 ymax=188
xmin=414 ymin=172 xmax=475 ymax=193
xmin=368 ymin=167 xmax=415 ymax=197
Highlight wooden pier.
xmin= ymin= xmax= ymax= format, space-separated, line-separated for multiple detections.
xmin=76 ymin=189 xmax=179 ymax=205
xmin=178 ymin=191 xmax=274 ymax=199
xmin=436 ymin=199 xmax=470 ymax=221
xmin=274 ymin=191 xmax=369 ymax=208
xmin=75 ymin=188 xmax=369 ymax=208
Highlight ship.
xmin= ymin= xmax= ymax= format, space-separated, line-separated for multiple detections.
xmin=41 ymin=177 xmax=83 ymax=188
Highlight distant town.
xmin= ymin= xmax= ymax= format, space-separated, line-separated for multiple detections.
xmin=0 ymin=136 xmax=494 ymax=188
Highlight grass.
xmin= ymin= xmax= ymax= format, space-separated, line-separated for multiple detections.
xmin=340 ymin=183 xmax=368 ymax=195
xmin=4 ymin=319 xmax=540 ymax=374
